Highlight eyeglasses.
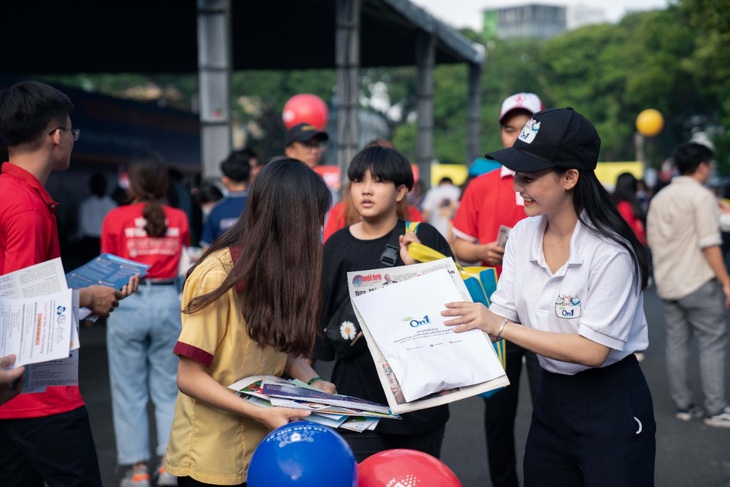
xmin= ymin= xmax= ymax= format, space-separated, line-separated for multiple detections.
xmin=49 ymin=127 xmax=81 ymax=142
xmin=298 ymin=140 xmax=324 ymax=151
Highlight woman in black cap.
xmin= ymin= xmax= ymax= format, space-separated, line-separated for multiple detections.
xmin=442 ymin=108 xmax=655 ymax=486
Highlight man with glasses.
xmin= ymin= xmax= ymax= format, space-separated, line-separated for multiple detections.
xmin=283 ymin=122 xmax=328 ymax=169
xmin=0 ymin=80 xmax=138 ymax=486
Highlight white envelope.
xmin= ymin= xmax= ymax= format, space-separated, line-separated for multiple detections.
xmin=351 ymin=268 xmax=503 ymax=402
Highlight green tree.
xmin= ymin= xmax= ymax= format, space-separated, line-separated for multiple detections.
xmin=680 ymin=0 xmax=730 ymax=171
xmin=539 ymin=8 xmax=698 ymax=164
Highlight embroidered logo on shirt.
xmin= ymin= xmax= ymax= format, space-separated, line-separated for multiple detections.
xmin=555 ymin=295 xmax=581 ymax=319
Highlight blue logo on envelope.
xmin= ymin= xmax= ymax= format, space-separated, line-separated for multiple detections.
xmin=403 ymin=315 xmax=431 ymax=328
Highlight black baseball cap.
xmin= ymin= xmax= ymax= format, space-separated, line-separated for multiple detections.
xmin=284 ymin=123 xmax=329 ymax=147
xmin=485 ymin=107 xmax=601 ymax=173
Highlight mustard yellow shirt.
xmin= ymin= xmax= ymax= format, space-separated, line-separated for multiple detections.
xmin=165 ymin=248 xmax=287 ymax=485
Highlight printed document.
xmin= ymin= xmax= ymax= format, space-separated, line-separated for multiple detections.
xmin=0 ymin=289 xmax=74 ymax=367
xmin=66 ymin=253 xmax=150 ymax=320
xmin=352 ymin=268 xmax=501 ymax=402
xmin=347 ymin=258 xmax=509 ymax=413
xmin=0 ymin=258 xmax=80 ymax=389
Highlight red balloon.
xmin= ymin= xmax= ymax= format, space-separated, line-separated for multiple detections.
xmin=357 ymin=449 xmax=461 ymax=487
xmin=282 ymin=94 xmax=329 ymax=131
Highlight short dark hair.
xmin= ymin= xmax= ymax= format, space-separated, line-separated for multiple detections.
xmin=0 ymin=81 xmax=74 ymax=147
xmin=347 ymin=146 xmax=414 ymax=190
xmin=194 ymin=182 xmax=223 ymax=206
xmin=672 ymin=142 xmax=713 ymax=176
xmin=89 ymin=172 xmax=108 ymax=197
xmin=239 ymin=146 xmax=258 ymax=161
xmin=499 ymin=108 xmax=533 ymax=128
xmin=364 ymin=138 xmax=396 ymax=149
xmin=220 ymin=149 xmax=254 ymax=183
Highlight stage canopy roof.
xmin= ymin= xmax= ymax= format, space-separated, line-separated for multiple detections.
xmin=1 ymin=0 xmax=483 ymax=75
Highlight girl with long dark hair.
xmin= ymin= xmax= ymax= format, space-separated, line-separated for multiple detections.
xmin=164 ymin=158 xmax=336 ymax=487
xmin=443 ymin=108 xmax=655 ymax=486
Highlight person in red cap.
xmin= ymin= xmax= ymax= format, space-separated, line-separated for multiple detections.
xmin=444 ymin=108 xmax=655 ymax=486
xmin=450 ymin=92 xmax=543 ymax=487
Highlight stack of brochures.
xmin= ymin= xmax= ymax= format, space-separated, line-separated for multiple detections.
xmin=65 ymin=253 xmax=151 ymax=321
xmin=0 ymin=254 xmax=149 ymax=393
xmin=228 ymin=375 xmax=400 ymax=433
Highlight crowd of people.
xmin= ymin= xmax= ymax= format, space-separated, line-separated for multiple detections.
xmin=0 ymin=80 xmax=729 ymax=487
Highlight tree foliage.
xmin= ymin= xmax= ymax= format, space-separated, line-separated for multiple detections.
xmin=39 ymin=3 xmax=730 ymax=174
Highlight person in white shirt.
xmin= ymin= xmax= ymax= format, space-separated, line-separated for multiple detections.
xmin=647 ymin=142 xmax=730 ymax=428
xmin=78 ymin=172 xmax=117 ymax=262
xmin=443 ymin=108 xmax=655 ymax=486
xmin=420 ymin=177 xmax=461 ymax=240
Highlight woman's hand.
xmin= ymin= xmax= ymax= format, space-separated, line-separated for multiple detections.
xmin=399 ymin=231 xmax=421 ymax=265
xmin=284 ymin=355 xmax=337 ymax=394
xmin=252 ymin=406 xmax=311 ymax=431
xmin=309 ymin=379 xmax=337 ymax=395
xmin=442 ymin=301 xmax=502 ymax=337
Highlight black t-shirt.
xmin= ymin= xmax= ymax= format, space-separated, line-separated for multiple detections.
xmin=315 ymin=220 xmax=452 ymax=435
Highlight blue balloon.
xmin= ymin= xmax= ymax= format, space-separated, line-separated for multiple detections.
xmin=248 ymin=422 xmax=357 ymax=487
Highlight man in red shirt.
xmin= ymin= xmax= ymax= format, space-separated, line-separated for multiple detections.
xmin=451 ymin=92 xmax=544 ymax=487
xmin=0 ymin=81 xmax=138 ymax=486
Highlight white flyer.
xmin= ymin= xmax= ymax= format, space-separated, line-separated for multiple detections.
xmin=352 ymin=268 xmax=502 ymax=402
xmin=0 ymin=258 xmax=80 ymax=388
xmin=0 ymin=289 xmax=74 ymax=367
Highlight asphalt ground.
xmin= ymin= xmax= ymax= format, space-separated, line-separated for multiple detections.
xmin=78 ymin=286 xmax=730 ymax=486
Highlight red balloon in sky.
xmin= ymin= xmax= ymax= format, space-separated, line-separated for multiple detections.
xmin=357 ymin=449 xmax=462 ymax=487
xmin=282 ymin=94 xmax=329 ymax=131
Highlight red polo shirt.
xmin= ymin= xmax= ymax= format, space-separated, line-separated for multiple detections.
xmin=0 ymin=162 xmax=85 ymax=418
xmin=451 ymin=167 xmax=527 ymax=274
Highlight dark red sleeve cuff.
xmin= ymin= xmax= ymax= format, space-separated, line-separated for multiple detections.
xmin=173 ymin=341 xmax=214 ymax=367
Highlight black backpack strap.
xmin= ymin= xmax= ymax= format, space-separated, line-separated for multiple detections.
xmin=380 ymin=219 xmax=407 ymax=267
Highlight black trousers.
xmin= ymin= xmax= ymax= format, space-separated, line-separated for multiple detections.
xmin=0 ymin=406 xmax=102 ymax=487
xmin=484 ymin=341 xmax=542 ymax=487
xmin=524 ymin=355 xmax=655 ymax=487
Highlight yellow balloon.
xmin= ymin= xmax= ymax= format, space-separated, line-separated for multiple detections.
xmin=636 ymin=109 xmax=664 ymax=137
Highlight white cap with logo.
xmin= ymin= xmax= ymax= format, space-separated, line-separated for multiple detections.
xmin=499 ymin=93 xmax=543 ymax=122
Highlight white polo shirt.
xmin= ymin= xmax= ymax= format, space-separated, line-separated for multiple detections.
xmin=489 ymin=215 xmax=648 ymax=375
